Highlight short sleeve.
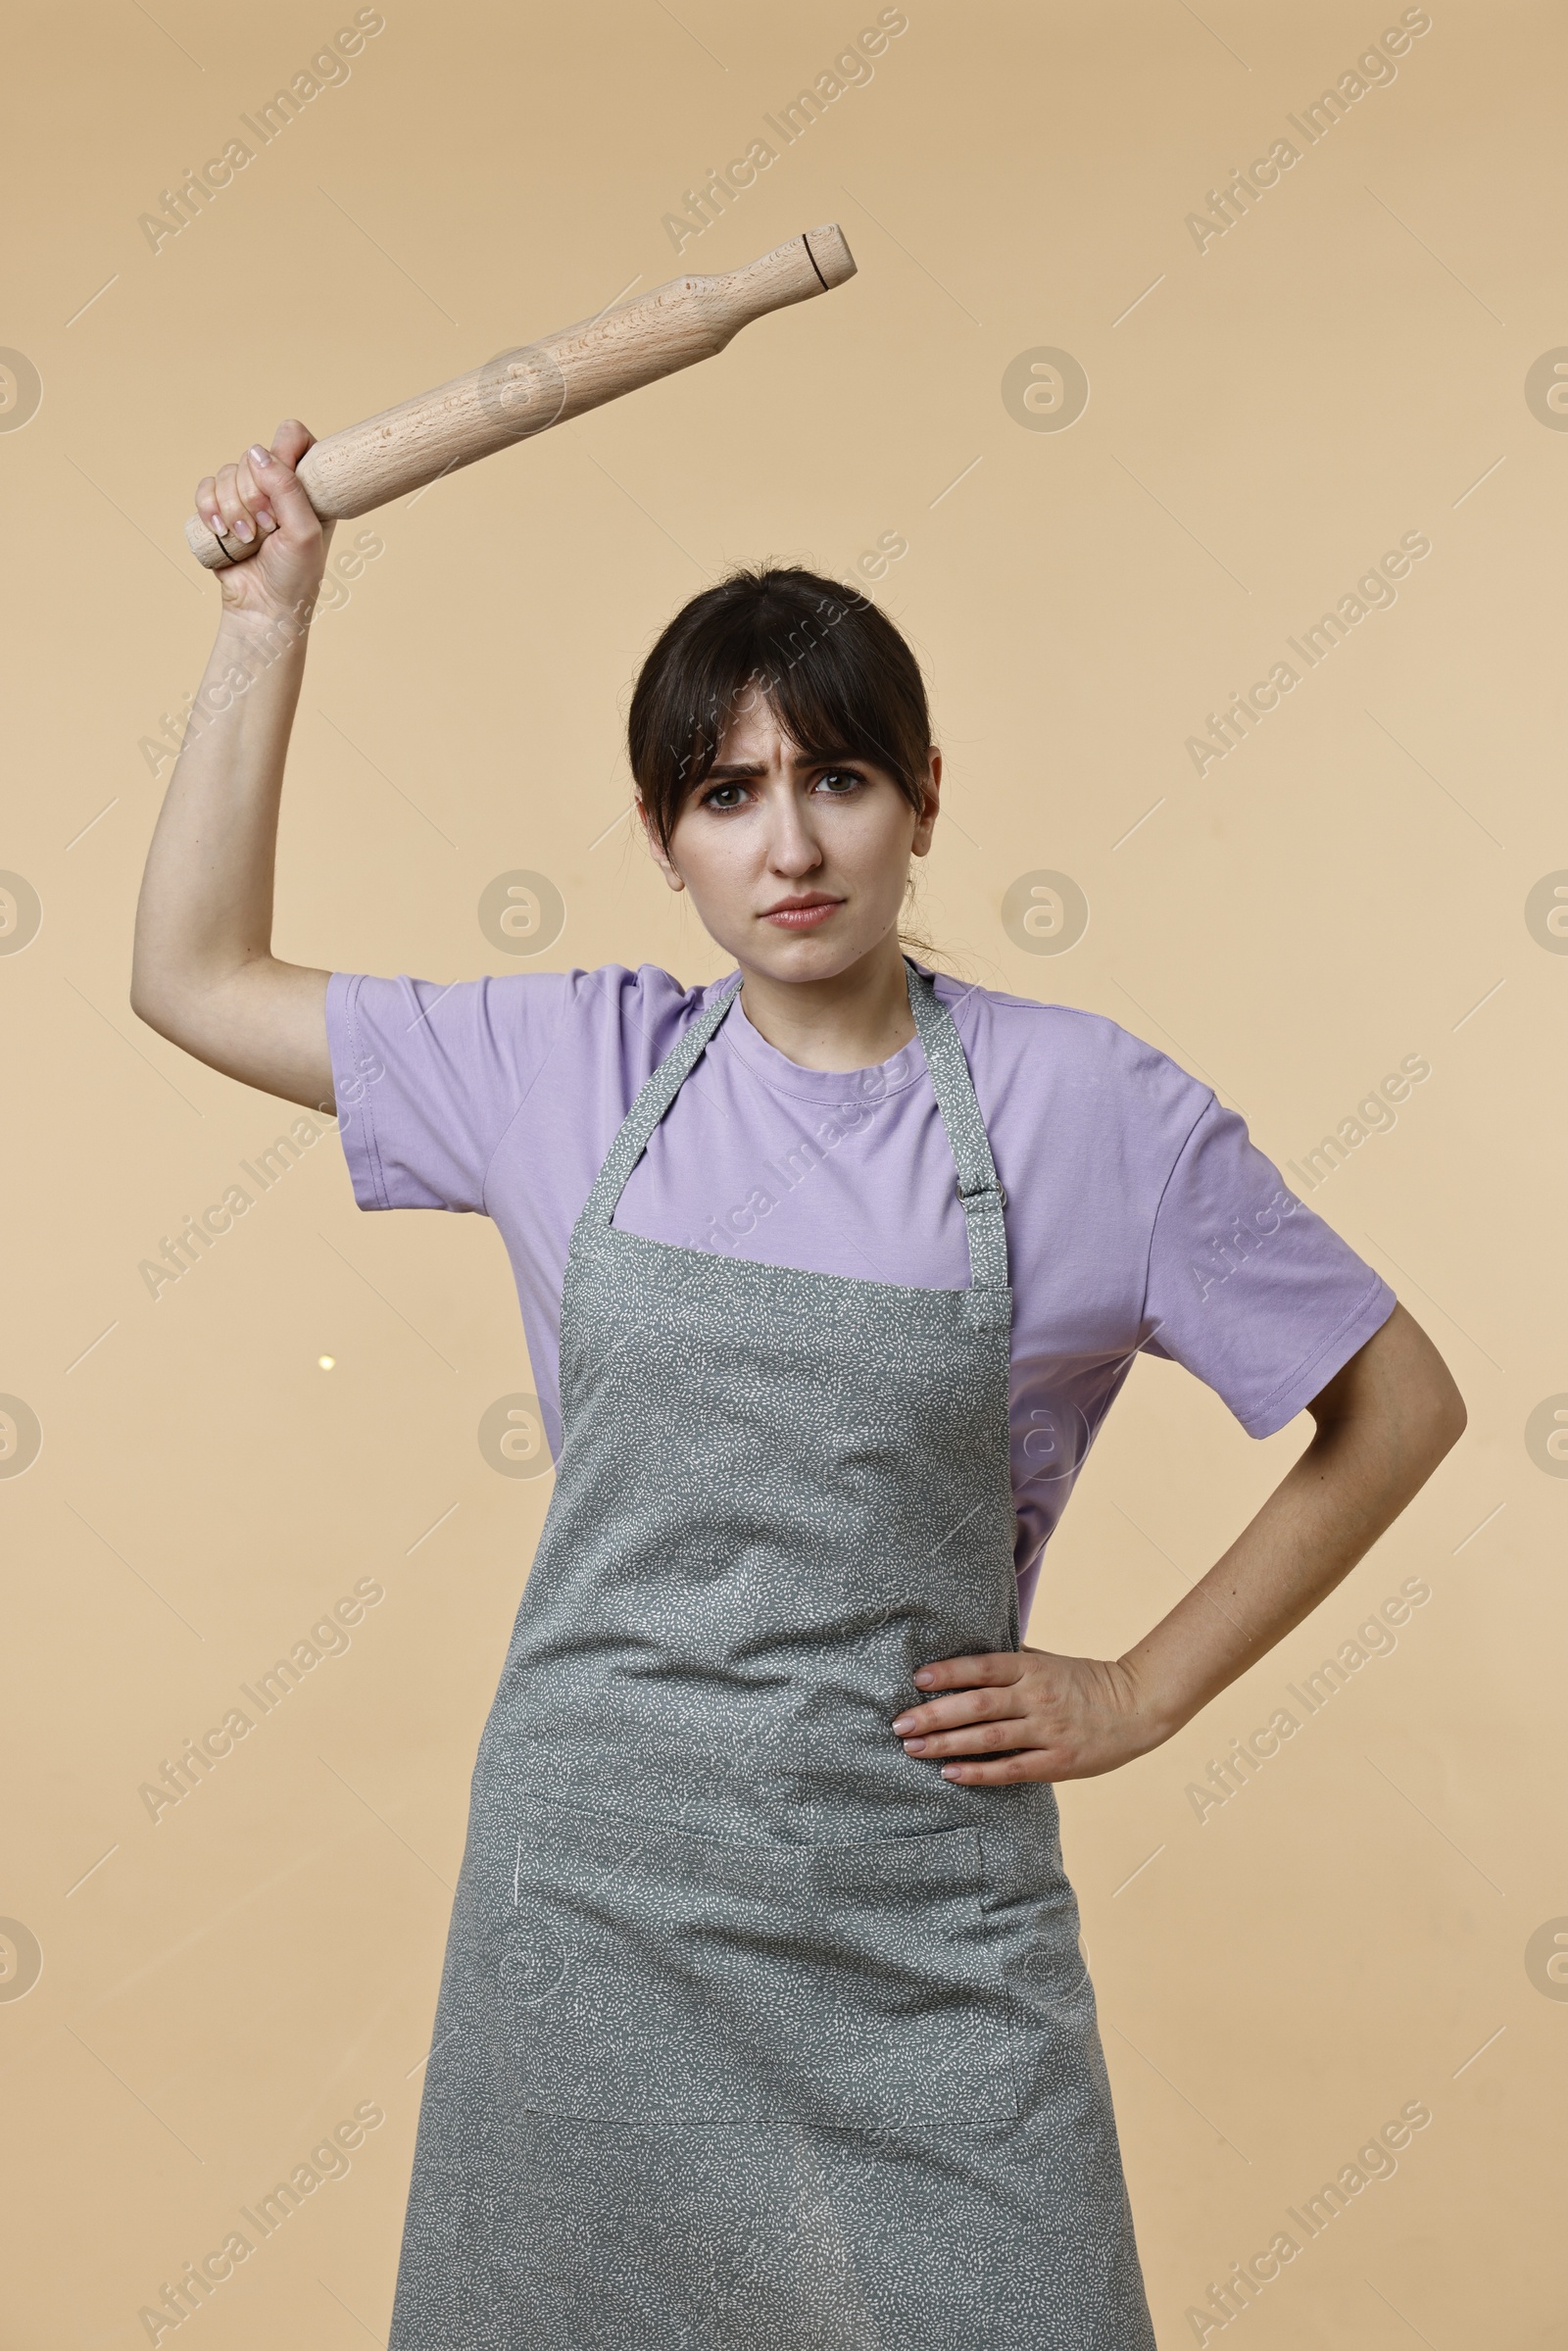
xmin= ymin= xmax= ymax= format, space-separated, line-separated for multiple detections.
xmin=325 ymin=969 xmax=570 ymax=1213
xmin=1141 ymin=1096 xmax=1396 ymax=1437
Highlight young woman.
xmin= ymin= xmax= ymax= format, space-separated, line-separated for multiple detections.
xmin=132 ymin=422 xmax=1465 ymax=2349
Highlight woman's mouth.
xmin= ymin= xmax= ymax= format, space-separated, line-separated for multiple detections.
xmin=760 ymin=895 xmax=843 ymax=930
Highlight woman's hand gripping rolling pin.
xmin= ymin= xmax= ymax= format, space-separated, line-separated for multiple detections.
xmin=193 ymin=418 xmax=334 ymax=628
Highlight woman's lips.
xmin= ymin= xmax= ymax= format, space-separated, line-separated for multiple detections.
xmin=761 ymin=899 xmax=843 ymax=930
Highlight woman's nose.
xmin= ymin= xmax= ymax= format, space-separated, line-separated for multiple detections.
xmin=761 ymin=801 xmax=821 ymax=870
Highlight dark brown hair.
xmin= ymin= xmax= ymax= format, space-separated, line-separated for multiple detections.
xmin=627 ymin=564 xmax=935 ymax=856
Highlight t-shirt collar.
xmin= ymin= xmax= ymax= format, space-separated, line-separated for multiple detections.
xmin=700 ymin=965 xmax=930 ymax=1104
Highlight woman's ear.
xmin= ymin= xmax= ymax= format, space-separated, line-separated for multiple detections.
xmin=634 ymin=794 xmax=685 ymax=893
xmin=911 ymin=748 xmax=942 ymax=857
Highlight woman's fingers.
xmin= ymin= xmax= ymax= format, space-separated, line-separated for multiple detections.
xmin=892 ymin=1644 xmax=1078 ymax=1780
xmin=893 ymin=1683 xmax=1019 ymax=1738
xmin=893 ymin=1656 xmax=1029 ymax=1739
xmin=194 ymin=459 xmax=268 ymax=548
xmin=900 ymin=1715 xmax=1034 ymax=1758
xmin=269 ymin=415 xmax=316 ymax=467
xmin=896 ymin=1651 xmax=1152 ymax=1785
xmin=910 ymin=1650 xmax=1025 ymax=1693
xmin=939 ymin=1751 xmax=1053 ymax=1787
xmin=239 ymin=450 xmax=275 ymax=528
xmin=193 ymin=421 xmax=318 ymax=552
xmin=244 ymin=437 xmax=320 ymax=543
xmin=211 ymin=463 xmax=250 ymax=544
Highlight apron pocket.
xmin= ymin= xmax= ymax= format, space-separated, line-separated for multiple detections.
xmin=490 ymin=1795 xmax=1024 ymax=2126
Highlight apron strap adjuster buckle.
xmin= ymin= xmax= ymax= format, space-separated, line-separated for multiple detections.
xmin=957 ymin=1179 xmax=1007 ymax=1211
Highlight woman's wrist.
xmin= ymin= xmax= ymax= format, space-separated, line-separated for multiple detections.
xmin=183 ymin=601 xmax=314 ymax=737
xmin=1114 ymin=1642 xmax=1212 ymax=1752
xmin=213 ymin=590 xmax=318 ymax=664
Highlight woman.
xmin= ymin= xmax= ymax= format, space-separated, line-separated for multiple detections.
xmin=131 ymin=423 xmax=1466 ymax=2348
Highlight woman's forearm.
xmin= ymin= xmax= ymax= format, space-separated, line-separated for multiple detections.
xmin=129 ymin=424 xmax=337 ymax=1110
xmin=131 ymin=607 xmax=310 ymax=1015
xmin=893 ymin=1302 xmax=1466 ymax=1785
xmin=1119 ymin=1300 xmax=1467 ymax=1741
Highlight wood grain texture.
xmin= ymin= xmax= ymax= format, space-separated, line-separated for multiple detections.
xmin=185 ymin=225 xmax=857 ymax=571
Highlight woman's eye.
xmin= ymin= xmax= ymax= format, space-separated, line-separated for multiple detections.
xmin=697 ymin=769 xmax=863 ymax=810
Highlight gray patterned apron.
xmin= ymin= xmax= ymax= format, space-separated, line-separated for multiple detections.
xmin=389 ymin=956 xmax=1154 ymax=2349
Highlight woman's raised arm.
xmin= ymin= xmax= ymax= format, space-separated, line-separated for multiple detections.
xmin=129 ymin=419 xmax=337 ymax=1113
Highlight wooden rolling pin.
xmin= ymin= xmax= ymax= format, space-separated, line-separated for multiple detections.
xmin=185 ymin=224 xmax=857 ymax=569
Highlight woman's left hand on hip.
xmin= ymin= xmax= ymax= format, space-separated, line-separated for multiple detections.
xmin=890 ymin=1647 xmax=1162 ymax=1784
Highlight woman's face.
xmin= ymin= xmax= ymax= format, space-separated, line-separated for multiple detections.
xmin=639 ymin=691 xmax=941 ymax=984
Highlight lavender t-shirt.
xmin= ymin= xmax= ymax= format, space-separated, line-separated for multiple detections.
xmin=325 ymin=959 xmax=1395 ymax=1627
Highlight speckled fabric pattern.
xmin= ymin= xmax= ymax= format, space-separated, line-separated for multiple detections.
xmin=387 ymin=958 xmax=1155 ymax=2349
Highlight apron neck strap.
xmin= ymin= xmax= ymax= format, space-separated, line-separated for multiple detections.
xmin=903 ymin=958 xmax=1010 ymax=1291
xmin=579 ymin=971 xmax=745 ymax=1237
xmin=579 ymin=957 xmax=1009 ymax=1291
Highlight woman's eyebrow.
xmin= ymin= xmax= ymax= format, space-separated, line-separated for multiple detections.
xmin=703 ymin=750 xmax=860 ymax=782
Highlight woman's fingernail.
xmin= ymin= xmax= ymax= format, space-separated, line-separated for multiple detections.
xmin=231 ymin=514 xmax=255 ymax=542
xmin=256 ymin=512 xmax=277 ymax=531
xmin=941 ymin=1765 xmax=962 ymax=1781
xmin=249 ymin=444 xmax=273 ymax=466
xmin=903 ymin=1738 xmax=926 ymax=1753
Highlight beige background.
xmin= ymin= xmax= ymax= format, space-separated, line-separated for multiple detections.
xmin=3 ymin=1 xmax=1564 ymax=2343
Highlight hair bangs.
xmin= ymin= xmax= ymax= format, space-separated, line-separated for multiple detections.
xmin=627 ymin=565 xmax=933 ymax=854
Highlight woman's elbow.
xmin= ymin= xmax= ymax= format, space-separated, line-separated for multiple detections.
xmin=128 ymin=975 xmax=181 ymax=1043
xmin=1427 ymin=1367 xmax=1468 ymax=1459
xmin=1399 ymin=1353 xmax=1467 ymax=1491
